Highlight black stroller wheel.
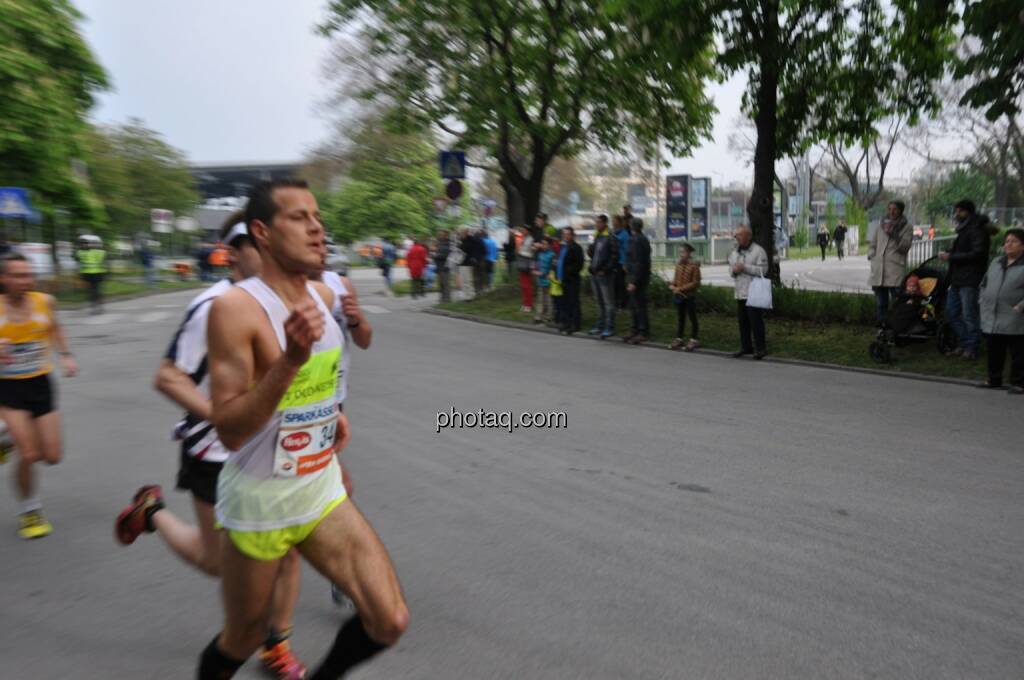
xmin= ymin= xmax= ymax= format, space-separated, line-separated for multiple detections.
xmin=869 ymin=341 xmax=891 ymax=364
xmin=937 ymin=322 xmax=957 ymax=354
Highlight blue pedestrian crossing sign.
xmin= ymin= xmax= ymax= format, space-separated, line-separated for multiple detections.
xmin=439 ymin=151 xmax=467 ymax=179
xmin=0 ymin=187 xmax=33 ymax=218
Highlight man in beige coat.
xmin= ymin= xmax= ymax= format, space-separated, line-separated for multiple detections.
xmin=868 ymin=200 xmax=913 ymax=323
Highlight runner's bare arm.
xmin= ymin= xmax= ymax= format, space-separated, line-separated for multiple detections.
xmin=48 ymin=295 xmax=77 ymax=377
xmin=207 ymin=290 xmax=312 ymax=450
xmin=153 ymin=359 xmax=211 ymax=421
xmin=340 ymin=276 xmax=372 ymax=349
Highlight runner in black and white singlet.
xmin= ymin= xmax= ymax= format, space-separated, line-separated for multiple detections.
xmin=196 ymin=180 xmax=407 ymax=680
xmin=114 ymin=213 xmax=309 ymax=679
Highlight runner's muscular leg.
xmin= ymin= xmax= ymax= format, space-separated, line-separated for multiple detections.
xmin=34 ymin=411 xmax=63 ymax=465
xmin=150 ymin=497 xmax=221 ymax=576
xmin=299 ymin=499 xmax=408 ymax=644
xmin=269 ymin=548 xmax=302 ymax=634
xmin=2 ymin=408 xmax=41 ymax=499
xmin=217 ymin=533 xmax=282 ymax=659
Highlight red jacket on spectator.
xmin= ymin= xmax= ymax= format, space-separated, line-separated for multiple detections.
xmin=407 ymin=243 xmax=428 ymax=278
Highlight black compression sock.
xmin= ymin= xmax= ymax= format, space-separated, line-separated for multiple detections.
xmin=197 ymin=636 xmax=245 ymax=680
xmin=309 ymin=616 xmax=388 ymax=680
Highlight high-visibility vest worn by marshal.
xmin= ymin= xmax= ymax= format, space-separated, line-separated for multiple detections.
xmin=77 ymin=248 xmax=106 ymax=274
xmin=0 ymin=292 xmax=54 ymax=380
xmin=215 ymin=278 xmax=347 ymax=532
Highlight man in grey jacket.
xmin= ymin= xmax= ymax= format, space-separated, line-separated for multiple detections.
xmin=728 ymin=225 xmax=769 ymax=359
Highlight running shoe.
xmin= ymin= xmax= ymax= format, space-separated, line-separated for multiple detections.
xmin=18 ymin=510 xmax=53 ymax=539
xmin=260 ymin=639 xmax=307 ymax=680
xmin=115 ymin=485 xmax=164 ymax=545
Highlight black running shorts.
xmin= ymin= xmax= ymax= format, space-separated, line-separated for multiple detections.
xmin=0 ymin=375 xmax=55 ymax=418
xmin=175 ymin=448 xmax=222 ymax=505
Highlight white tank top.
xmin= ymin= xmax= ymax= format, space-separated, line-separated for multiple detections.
xmin=321 ymin=271 xmax=352 ymax=404
xmin=215 ymin=278 xmax=347 ymax=531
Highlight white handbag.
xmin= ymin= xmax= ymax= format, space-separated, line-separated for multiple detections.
xmin=746 ymin=275 xmax=773 ymax=310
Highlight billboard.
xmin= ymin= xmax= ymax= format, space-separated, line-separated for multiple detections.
xmin=689 ymin=177 xmax=709 ymax=240
xmin=666 ymin=175 xmax=689 ymax=239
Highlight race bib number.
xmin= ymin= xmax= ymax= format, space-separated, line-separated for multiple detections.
xmin=0 ymin=341 xmax=46 ymax=378
xmin=273 ymin=348 xmax=341 ymax=478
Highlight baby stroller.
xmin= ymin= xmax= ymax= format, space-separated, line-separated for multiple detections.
xmin=869 ymin=257 xmax=958 ymax=363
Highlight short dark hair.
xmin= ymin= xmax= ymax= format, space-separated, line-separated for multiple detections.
xmin=681 ymin=242 xmax=695 ymax=253
xmin=1004 ymin=227 xmax=1024 ymax=244
xmin=2 ymin=252 xmax=28 ymax=275
xmin=563 ymin=226 xmax=575 ymax=236
xmin=631 ymin=218 xmax=644 ymax=233
xmin=954 ymin=199 xmax=976 ymax=214
xmin=596 ymin=214 xmax=608 ymax=225
xmin=244 ymin=179 xmax=310 ymax=229
xmin=889 ymin=200 xmax=906 ymax=215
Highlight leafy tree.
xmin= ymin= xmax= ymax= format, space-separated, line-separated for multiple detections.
xmin=955 ymin=0 xmax=1024 ymax=121
xmin=0 ymin=0 xmax=109 ymax=231
xmin=319 ymin=0 xmax=715 ymax=227
xmin=924 ymin=167 xmax=995 ymax=220
xmin=313 ymin=111 xmax=443 ymax=242
xmin=83 ymin=120 xmax=199 ymax=240
xmin=622 ymin=0 xmax=955 ymax=278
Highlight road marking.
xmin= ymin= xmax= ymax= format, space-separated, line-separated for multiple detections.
xmin=360 ymin=305 xmax=391 ymax=314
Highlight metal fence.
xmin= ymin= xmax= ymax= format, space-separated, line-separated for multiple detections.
xmin=651 ymin=237 xmax=735 ymax=266
xmin=907 ymin=236 xmax=956 ymax=268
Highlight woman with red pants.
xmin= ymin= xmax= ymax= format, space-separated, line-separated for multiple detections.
xmin=515 ymin=226 xmax=536 ymax=313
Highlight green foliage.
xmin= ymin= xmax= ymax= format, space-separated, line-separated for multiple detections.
xmin=318 ymin=112 xmax=443 ymax=243
xmin=955 ymin=0 xmax=1024 ymax=120
xmin=844 ymin=199 xmax=868 ymax=243
xmin=0 ymin=0 xmax=109 ymax=227
xmin=83 ymin=120 xmax=199 ymax=240
xmin=924 ymin=168 xmax=995 ymax=220
xmin=320 ymin=0 xmax=716 ymax=220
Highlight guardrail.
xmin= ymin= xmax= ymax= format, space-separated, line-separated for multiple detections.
xmin=651 ymin=237 xmax=735 ymax=266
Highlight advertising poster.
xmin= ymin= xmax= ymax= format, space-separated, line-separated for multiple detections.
xmin=666 ymin=175 xmax=689 ymax=239
xmin=689 ymin=177 xmax=709 ymax=239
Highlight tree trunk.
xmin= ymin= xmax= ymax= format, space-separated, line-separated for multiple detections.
xmin=747 ymin=0 xmax=780 ymax=280
xmin=501 ymin=175 xmax=525 ymax=228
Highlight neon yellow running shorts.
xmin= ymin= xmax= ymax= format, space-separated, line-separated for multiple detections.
xmin=226 ymin=494 xmax=347 ymax=561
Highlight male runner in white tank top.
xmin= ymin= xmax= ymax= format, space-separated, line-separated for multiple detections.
xmin=196 ymin=180 xmax=407 ymax=679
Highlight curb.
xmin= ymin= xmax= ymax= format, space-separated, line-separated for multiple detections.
xmin=422 ymin=307 xmax=979 ymax=389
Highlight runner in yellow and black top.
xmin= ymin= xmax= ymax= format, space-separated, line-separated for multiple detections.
xmin=0 ymin=253 xmax=78 ymax=539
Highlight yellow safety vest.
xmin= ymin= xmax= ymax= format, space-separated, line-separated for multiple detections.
xmin=78 ymin=249 xmax=107 ymax=274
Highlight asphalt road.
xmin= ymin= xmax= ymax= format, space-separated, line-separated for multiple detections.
xmin=2 ymin=280 xmax=1021 ymax=679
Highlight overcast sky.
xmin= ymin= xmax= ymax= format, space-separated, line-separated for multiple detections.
xmin=75 ymin=0 xmax=918 ymax=186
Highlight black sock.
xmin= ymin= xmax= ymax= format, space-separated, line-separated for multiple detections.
xmin=309 ymin=616 xmax=388 ymax=680
xmin=264 ymin=625 xmax=292 ymax=649
xmin=197 ymin=636 xmax=245 ymax=680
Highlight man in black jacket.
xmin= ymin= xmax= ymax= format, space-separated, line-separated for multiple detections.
xmin=939 ymin=200 xmax=992 ymax=360
xmin=625 ymin=218 xmax=652 ymax=344
xmin=586 ymin=215 xmax=618 ymax=338
xmin=434 ymin=229 xmax=452 ymax=302
xmin=558 ymin=227 xmax=585 ymax=335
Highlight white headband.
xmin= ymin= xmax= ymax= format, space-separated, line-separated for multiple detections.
xmin=224 ymin=222 xmax=249 ymax=246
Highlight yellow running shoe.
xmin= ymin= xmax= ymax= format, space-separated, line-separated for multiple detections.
xmin=18 ymin=510 xmax=53 ymax=539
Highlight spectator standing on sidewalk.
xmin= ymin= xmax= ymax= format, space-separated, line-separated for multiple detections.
xmin=728 ymin=225 xmax=769 ymax=359
xmin=433 ymin=229 xmax=452 ymax=302
xmin=406 ymin=238 xmax=428 ymax=299
xmin=515 ymin=226 xmax=536 ymax=312
xmin=613 ymin=215 xmax=631 ymax=309
xmin=978 ymin=228 xmax=1024 ymax=393
xmin=533 ymin=238 xmax=555 ymax=324
xmin=940 ymin=200 xmax=993 ymax=360
xmin=558 ymin=227 xmax=584 ymax=335
xmin=470 ymin=229 xmax=488 ymax=296
xmin=669 ymin=242 xmax=701 ymax=351
xmin=457 ymin=229 xmax=477 ymax=301
xmin=503 ymin=235 xmax=516 ymax=281
xmin=586 ymin=215 xmax=618 ymax=338
xmin=868 ymin=201 xmax=913 ymax=323
xmin=483 ymin=230 xmax=499 ymax=290
xmin=625 ymin=219 xmax=651 ymax=345
xmin=834 ymin=221 xmax=848 ymax=260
